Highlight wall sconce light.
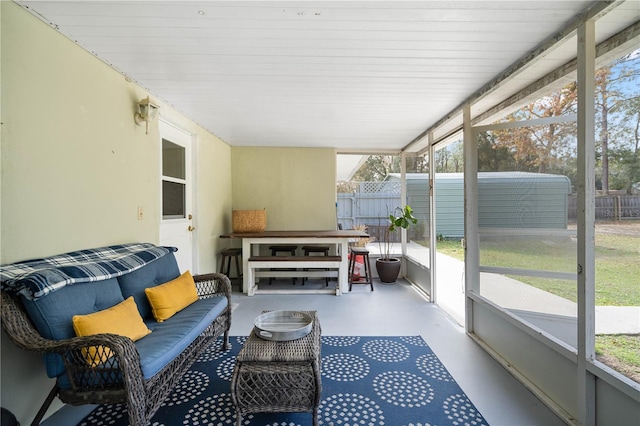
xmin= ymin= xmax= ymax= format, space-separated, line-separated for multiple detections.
xmin=134 ymin=96 xmax=160 ymax=134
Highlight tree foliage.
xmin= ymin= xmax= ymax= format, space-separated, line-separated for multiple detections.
xmin=435 ymin=141 xmax=463 ymax=173
xmin=351 ymin=155 xmax=428 ymax=182
xmin=477 ymin=53 xmax=639 ymax=193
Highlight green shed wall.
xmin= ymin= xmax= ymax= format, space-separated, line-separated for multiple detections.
xmin=391 ymin=173 xmax=572 ymax=239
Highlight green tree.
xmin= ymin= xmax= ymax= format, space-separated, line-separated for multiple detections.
xmin=352 ymin=155 xmax=395 ymax=181
xmin=352 ymin=155 xmax=429 ymax=182
xmin=598 ymin=54 xmax=640 ymax=193
xmin=610 ymin=97 xmax=640 ymax=193
xmin=513 ymin=82 xmax=578 ymax=174
xmin=434 ymin=141 xmax=463 ymax=173
xmin=477 ymin=132 xmax=516 ymax=171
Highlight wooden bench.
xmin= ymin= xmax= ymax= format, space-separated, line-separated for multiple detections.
xmin=247 ymin=256 xmax=342 ymax=295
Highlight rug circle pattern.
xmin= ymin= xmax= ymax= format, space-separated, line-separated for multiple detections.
xmin=78 ymin=335 xmax=489 ymax=426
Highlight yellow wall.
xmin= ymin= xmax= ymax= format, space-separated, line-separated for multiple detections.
xmin=0 ymin=2 xmax=231 ymax=422
xmin=1 ymin=2 xmax=228 ymax=266
xmin=231 ymin=147 xmax=337 ymax=231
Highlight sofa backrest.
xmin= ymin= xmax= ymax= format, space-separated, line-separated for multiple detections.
xmin=117 ymin=253 xmax=180 ymax=320
xmin=19 ymin=252 xmax=181 ymax=379
xmin=21 ymin=277 xmax=124 ymax=378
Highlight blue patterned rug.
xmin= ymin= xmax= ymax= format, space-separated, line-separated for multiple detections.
xmin=79 ymin=336 xmax=489 ymax=425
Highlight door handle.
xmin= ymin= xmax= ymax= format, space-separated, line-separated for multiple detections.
xmin=188 ymin=226 xmax=196 ymax=232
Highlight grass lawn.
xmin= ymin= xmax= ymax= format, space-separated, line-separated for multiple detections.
xmin=595 ymin=335 xmax=640 ymax=383
xmin=436 ymin=231 xmax=640 ymax=306
xmin=434 ymin=225 xmax=640 ymax=383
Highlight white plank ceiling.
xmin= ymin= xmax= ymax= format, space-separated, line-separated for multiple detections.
xmin=18 ymin=1 xmax=640 ymax=153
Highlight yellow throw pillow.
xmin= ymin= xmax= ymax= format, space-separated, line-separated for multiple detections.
xmin=72 ymin=296 xmax=151 ymax=366
xmin=145 ymin=270 xmax=199 ymax=323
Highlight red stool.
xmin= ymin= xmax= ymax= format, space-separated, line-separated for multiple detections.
xmin=348 ymin=246 xmax=373 ymax=291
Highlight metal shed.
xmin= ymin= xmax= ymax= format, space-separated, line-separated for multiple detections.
xmin=387 ymin=172 xmax=572 ymax=238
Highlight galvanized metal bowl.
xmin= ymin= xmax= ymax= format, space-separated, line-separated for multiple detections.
xmin=253 ymin=310 xmax=313 ymax=341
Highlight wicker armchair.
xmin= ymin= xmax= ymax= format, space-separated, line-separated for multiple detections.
xmin=1 ymin=272 xmax=232 ymax=426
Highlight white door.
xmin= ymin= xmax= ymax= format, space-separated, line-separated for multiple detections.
xmin=159 ymin=120 xmax=195 ymax=273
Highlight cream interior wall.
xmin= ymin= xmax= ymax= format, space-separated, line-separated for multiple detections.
xmin=231 ymin=147 xmax=337 ymax=231
xmin=0 ymin=3 xmax=232 ymax=423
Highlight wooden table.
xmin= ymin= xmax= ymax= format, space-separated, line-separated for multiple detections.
xmin=220 ymin=230 xmax=368 ymax=295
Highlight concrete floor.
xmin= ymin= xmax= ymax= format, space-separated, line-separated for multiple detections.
xmin=230 ymin=278 xmax=566 ymax=426
xmin=43 ymin=278 xmax=566 ymax=426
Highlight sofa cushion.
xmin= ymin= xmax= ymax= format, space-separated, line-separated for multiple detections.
xmin=73 ymin=296 xmax=152 ymax=366
xmin=136 ymin=296 xmax=228 ymax=379
xmin=145 ymin=271 xmax=198 ymax=322
xmin=117 ymin=254 xmax=180 ymax=320
xmin=21 ymin=278 xmax=124 ymax=377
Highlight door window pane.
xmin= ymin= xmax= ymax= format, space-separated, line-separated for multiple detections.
xmin=163 ymin=139 xmax=185 ymax=180
xmin=162 ymin=181 xmax=185 ymax=219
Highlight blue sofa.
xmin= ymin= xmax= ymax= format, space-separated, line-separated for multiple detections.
xmin=0 ymin=244 xmax=232 ymax=425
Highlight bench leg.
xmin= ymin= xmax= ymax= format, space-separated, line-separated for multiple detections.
xmin=247 ymin=266 xmax=256 ymax=296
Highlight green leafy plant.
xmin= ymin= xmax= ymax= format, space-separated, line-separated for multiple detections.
xmin=379 ymin=205 xmax=418 ymax=260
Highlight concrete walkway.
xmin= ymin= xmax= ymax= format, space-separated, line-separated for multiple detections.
xmin=377 ymin=242 xmax=640 ymax=337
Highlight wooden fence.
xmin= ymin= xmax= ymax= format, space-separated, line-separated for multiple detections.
xmin=337 ymin=182 xmax=402 ymax=231
xmin=568 ymin=195 xmax=640 ymax=221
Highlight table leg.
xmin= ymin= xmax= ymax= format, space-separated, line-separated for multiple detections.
xmin=242 ymin=239 xmax=250 ymax=295
xmin=338 ymin=239 xmax=348 ymax=295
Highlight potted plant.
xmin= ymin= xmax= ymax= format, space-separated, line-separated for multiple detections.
xmin=376 ymin=205 xmax=418 ymax=283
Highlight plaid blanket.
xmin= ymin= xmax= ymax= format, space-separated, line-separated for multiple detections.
xmin=0 ymin=243 xmax=177 ymax=300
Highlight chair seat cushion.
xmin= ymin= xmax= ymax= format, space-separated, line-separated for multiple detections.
xmin=57 ymin=295 xmax=228 ymax=389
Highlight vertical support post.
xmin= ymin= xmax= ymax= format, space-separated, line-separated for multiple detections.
xmin=428 ymin=132 xmax=437 ymax=303
xmin=463 ymin=104 xmax=479 ymax=334
xmin=400 ymin=152 xmax=408 ymax=274
xmin=338 ymin=239 xmax=348 ymax=295
xmin=577 ymin=19 xmax=596 ymax=426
